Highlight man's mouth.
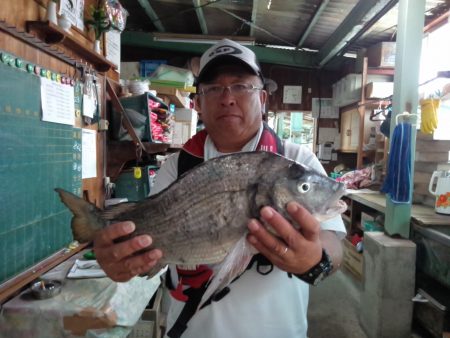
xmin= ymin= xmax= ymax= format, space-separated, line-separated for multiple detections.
xmin=218 ymin=114 xmax=241 ymax=120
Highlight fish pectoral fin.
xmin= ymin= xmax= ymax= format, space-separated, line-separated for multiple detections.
xmin=142 ymin=262 xmax=168 ymax=280
xmin=198 ymin=236 xmax=254 ymax=310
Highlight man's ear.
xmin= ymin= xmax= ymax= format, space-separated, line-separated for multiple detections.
xmin=194 ymin=95 xmax=202 ymax=112
xmin=260 ymin=89 xmax=268 ymax=106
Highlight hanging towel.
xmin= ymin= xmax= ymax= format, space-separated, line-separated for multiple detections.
xmin=381 ymin=122 xmax=412 ymax=203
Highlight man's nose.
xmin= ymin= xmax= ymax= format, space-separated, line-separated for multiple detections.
xmin=219 ymin=87 xmax=236 ymax=104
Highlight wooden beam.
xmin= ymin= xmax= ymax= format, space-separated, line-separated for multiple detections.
xmin=423 ymin=10 xmax=450 ymax=33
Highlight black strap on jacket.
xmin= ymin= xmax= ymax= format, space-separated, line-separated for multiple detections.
xmin=177 ymin=150 xmax=204 ymax=177
xmin=166 ymin=285 xmax=207 ymax=338
xmin=168 ymin=125 xmax=284 ymax=338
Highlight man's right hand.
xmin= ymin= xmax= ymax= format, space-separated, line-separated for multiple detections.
xmin=93 ymin=221 xmax=163 ymax=282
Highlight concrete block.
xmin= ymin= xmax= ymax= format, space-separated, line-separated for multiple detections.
xmin=360 ymin=232 xmax=416 ymax=338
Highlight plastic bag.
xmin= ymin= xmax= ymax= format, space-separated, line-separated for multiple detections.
xmin=105 ymin=0 xmax=129 ymax=32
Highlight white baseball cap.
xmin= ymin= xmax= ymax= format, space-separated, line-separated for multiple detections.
xmin=197 ymin=39 xmax=263 ymax=84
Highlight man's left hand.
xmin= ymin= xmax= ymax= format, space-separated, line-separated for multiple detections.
xmin=246 ymin=201 xmax=323 ymax=275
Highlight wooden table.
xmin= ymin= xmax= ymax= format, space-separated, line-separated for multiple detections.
xmin=347 ymin=191 xmax=450 ymax=227
xmin=0 ymin=250 xmax=163 ymax=338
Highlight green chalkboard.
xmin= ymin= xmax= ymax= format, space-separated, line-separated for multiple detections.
xmin=0 ymin=60 xmax=81 ymax=284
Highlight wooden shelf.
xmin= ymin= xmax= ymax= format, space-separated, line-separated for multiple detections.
xmin=341 ymin=100 xmax=391 ymax=111
xmin=367 ymin=67 xmax=395 ymax=76
xmin=347 ymin=192 xmax=386 ymax=214
xmin=26 ymin=21 xmax=116 ymax=72
xmin=107 ymin=140 xmax=170 ymax=180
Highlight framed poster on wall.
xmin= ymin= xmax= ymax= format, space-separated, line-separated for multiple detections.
xmin=282 ymin=85 xmax=302 ymax=104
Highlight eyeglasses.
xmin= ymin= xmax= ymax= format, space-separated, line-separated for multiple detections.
xmin=198 ymin=83 xmax=263 ymax=98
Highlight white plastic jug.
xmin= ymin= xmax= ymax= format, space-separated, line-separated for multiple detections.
xmin=429 ymin=170 xmax=450 ymax=215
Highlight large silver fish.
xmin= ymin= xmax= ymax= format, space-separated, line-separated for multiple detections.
xmin=56 ymin=151 xmax=346 ymax=306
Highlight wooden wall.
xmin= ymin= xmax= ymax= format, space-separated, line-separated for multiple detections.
xmin=260 ymin=63 xmax=339 ymax=112
xmin=0 ymin=0 xmax=119 ymax=207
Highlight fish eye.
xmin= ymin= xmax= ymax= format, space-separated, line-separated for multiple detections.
xmin=298 ymin=182 xmax=310 ymax=194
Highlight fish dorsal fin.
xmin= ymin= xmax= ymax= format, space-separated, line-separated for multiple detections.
xmin=100 ymin=202 xmax=138 ymax=220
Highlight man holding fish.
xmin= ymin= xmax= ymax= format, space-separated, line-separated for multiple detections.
xmin=94 ymin=39 xmax=346 ymax=337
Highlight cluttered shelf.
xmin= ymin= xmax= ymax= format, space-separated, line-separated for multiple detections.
xmin=341 ymin=191 xmax=449 ymax=282
xmin=25 ymin=21 xmax=116 ymax=72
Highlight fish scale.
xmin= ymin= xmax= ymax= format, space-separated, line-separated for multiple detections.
xmin=145 ymin=190 xmax=251 ymax=264
xmin=55 ymin=151 xmax=346 ymax=296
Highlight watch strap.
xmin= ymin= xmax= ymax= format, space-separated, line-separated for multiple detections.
xmin=294 ymin=249 xmax=333 ymax=286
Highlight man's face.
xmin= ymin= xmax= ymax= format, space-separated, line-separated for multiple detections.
xmin=195 ymin=65 xmax=267 ymax=152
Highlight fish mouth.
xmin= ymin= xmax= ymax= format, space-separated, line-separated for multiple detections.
xmin=318 ymin=183 xmax=347 ymax=218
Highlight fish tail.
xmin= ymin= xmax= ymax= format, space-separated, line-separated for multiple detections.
xmin=55 ymin=188 xmax=105 ymax=243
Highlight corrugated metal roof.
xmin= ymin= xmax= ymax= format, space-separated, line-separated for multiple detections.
xmin=120 ymin=0 xmax=450 ymax=67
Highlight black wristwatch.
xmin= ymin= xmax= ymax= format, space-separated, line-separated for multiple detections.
xmin=294 ymin=249 xmax=333 ymax=286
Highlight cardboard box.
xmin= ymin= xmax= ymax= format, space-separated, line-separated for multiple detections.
xmin=171 ymin=121 xmax=196 ymax=146
xmin=175 ymin=108 xmax=198 ymax=123
xmin=171 ymin=109 xmax=198 ymax=146
xmin=343 ymin=238 xmax=363 ymax=280
xmin=150 ymin=85 xmax=190 ymax=108
xmin=366 ymin=42 xmax=396 ymax=68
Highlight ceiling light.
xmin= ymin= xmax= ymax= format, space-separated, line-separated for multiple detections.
xmin=152 ymin=33 xmax=255 ymax=46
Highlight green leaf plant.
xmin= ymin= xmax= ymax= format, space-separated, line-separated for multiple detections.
xmin=85 ymin=0 xmax=111 ymax=41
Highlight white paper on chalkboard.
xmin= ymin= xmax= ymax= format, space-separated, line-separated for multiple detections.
xmin=41 ymin=78 xmax=75 ymax=126
xmin=82 ymin=128 xmax=97 ymax=179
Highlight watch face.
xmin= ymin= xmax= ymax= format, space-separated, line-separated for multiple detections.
xmin=312 ymin=271 xmax=326 ymax=286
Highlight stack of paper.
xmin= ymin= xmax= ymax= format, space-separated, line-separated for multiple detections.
xmin=67 ymin=259 xmax=107 ymax=279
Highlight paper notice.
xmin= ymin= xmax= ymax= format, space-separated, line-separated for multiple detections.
xmin=41 ymin=77 xmax=75 ymax=125
xmin=82 ymin=128 xmax=97 ymax=179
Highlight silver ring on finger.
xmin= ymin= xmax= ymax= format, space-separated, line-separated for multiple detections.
xmin=281 ymin=246 xmax=289 ymax=257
